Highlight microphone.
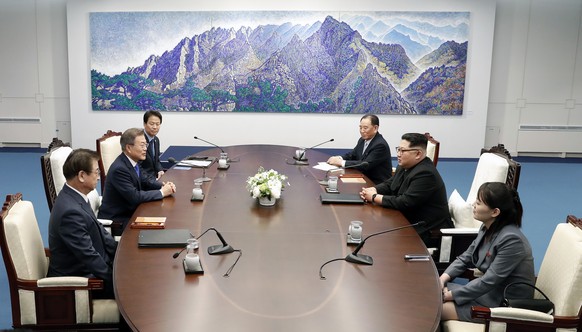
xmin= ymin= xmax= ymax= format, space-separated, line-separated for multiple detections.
xmin=292 ymin=138 xmax=334 ymax=165
xmin=345 ymin=221 xmax=426 ymax=265
xmin=172 ymin=246 xmax=187 ymax=259
xmin=194 ymin=136 xmax=239 ymax=163
xmin=197 ymin=227 xmax=235 ymax=255
xmin=318 ymin=161 xmax=369 ymax=186
xmin=194 ymin=136 xmax=224 ymax=153
xmin=167 ymin=157 xmax=177 ymax=164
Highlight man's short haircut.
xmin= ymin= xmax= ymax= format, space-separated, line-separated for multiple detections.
xmin=402 ymin=133 xmax=428 ymax=150
xmin=143 ymin=110 xmax=162 ymax=124
xmin=62 ymin=149 xmax=100 ymax=180
xmin=121 ymin=128 xmax=145 ymax=150
xmin=361 ymin=114 xmax=379 ymax=126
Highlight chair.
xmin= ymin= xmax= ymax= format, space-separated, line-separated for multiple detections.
xmin=40 ymin=138 xmax=117 ymax=235
xmin=0 ymin=193 xmax=120 ymax=329
xmin=443 ymin=215 xmax=582 ymax=332
xmin=96 ymin=130 xmax=122 ymax=192
xmin=425 ymin=132 xmax=440 ymax=166
xmin=433 ymin=144 xmax=521 ymax=273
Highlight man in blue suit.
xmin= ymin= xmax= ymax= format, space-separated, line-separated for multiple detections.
xmin=98 ymin=128 xmax=176 ymax=230
xmin=327 ymin=114 xmax=392 ymax=184
xmin=48 ymin=149 xmax=118 ymax=298
xmin=141 ymin=110 xmax=164 ymax=180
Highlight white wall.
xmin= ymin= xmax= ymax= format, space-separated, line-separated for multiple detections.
xmin=1 ymin=0 xmax=581 ymax=158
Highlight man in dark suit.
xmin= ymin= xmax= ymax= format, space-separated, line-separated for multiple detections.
xmin=141 ymin=110 xmax=164 ymax=180
xmin=98 ymin=128 xmax=176 ymax=230
xmin=360 ymin=133 xmax=453 ymax=246
xmin=327 ymin=114 xmax=392 ymax=184
xmin=47 ymin=149 xmax=118 ymax=298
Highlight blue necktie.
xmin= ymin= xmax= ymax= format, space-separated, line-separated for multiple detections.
xmin=134 ymin=164 xmax=140 ymax=178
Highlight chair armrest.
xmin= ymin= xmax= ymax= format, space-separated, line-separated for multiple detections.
xmin=490 ymin=307 xmax=554 ymax=323
xmin=37 ymin=277 xmax=104 ymax=290
xmin=440 ymin=228 xmax=480 ymax=235
xmin=98 ymin=218 xmax=113 ymax=226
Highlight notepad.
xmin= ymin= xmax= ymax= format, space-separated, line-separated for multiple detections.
xmin=320 ymin=193 xmax=364 ymax=204
xmin=137 ymin=229 xmax=192 ymax=248
xmin=130 ymin=217 xmax=166 ymax=229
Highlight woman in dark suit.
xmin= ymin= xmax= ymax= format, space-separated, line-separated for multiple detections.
xmin=440 ymin=182 xmax=535 ymax=322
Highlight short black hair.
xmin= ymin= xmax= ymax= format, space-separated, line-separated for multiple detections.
xmin=401 ymin=133 xmax=428 ymax=150
xmin=143 ymin=110 xmax=162 ymax=124
xmin=62 ymin=149 xmax=99 ymax=180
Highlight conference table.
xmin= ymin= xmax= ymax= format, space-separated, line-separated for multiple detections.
xmin=113 ymin=145 xmax=442 ymax=331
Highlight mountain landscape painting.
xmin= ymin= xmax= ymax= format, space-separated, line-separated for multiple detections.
xmin=90 ymin=11 xmax=469 ymax=115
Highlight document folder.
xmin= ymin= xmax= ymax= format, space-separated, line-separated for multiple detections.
xmin=138 ymin=229 xmax=192 ymax=248
xmin=320 ymin=193 xmax=364 ymax=204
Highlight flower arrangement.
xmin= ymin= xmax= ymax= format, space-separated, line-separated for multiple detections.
xmin=246 ymin=167 xmax=288 ymax=200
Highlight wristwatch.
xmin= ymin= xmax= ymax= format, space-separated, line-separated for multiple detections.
xmin=371 ymin=194 xmax=377 ymax=204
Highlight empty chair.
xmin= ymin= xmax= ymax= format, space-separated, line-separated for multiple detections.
xmin=0 ymin=193 xmax=119 ymax=329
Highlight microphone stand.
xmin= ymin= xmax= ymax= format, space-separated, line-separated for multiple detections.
xmin=319 ymin=161 xmax=369 ymax=186
xmin=194 ymin=136 xmax=239 ymax=163
xmin=291 ymin=138 xmax=334 ymax=165
xmin=194 ymin=159 xmax=214 ymax=182
xmin=197 ymin=227 xmax=235 ymax=255
xmin=345 ymin=221 xmax=425 ymax=265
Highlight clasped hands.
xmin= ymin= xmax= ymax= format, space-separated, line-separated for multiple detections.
xmin=359 ymin=187 xmax=377 ymax=202
xmin=161 ymin=181 xmax=176 ymax=196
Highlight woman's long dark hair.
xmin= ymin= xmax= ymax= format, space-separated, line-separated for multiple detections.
xmin=476 ymin=182 xmax=523 ymax=236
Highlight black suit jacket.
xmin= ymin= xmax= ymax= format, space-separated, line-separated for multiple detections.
xmin=375 ymin=157 xmax=453 ymax=245
xmin=343 ymin=133 xmax=392 ymax=184
xmin=141 ymin=135 xmax=163 ymax=179
xmin=98 ymin=153 xmax=163 ymax=228
xmin=48 ymin=185 xmax=118 ymax=297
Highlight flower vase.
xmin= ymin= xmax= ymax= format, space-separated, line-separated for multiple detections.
xmin=259 ymin=196 xmax=277 ymax=207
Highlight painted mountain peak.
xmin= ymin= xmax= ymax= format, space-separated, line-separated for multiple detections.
xmin=91 ymin=13 xmax=468 ymax=115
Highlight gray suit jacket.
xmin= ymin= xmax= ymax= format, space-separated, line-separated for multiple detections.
xmin=445 ymin=224 xmax=535 ymax=308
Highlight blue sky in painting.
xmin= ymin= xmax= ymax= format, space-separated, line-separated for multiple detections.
xmin=90 ymin=11 xmax=469 ymax=76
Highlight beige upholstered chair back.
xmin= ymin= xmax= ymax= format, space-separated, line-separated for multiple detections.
xmin=535 ymin=222 xmax=582 ymax=317
xmin=466 ymin=153 xmax=509 ymax=204
xmin=3 ymin=200 xmax=48 ymax=281
xmin=424 ymin=132 xmax=440 ymax=166
xmin=98 ymin=135 xmax=121 ymax=176
xmin=48 ymin=146 xmax=73 ymax=196
xmin=96 ymin=130 xmax=122 ymax=192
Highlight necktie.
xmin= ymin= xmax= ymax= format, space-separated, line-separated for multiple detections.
xmin=134 ymin=164 xmax=140 ymax=178
xmin=362 ymin=140 xmax=370 ymax=154
xmin=149 ymin=138 xmax=155 ymax=158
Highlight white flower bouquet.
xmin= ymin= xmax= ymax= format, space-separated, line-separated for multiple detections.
xmin=246 ymin=167 xmax=288 ymax=200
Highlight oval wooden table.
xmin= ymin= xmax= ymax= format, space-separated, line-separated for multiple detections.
xmin=113 ymin=145 xmax=442 ymax=332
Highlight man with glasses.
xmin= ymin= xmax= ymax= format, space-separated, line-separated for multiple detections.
xmin=142 ymin=110 xmax=164 ymax=180
xmin=360 ymin=132 xmax=453 ymax=246
xmin=99 ymin=128 xmax=176 ymax=231
xmin=48 ymin=149 xmax=118 ymax=299
xmin=327 ymin=114 xmax=392 ymax=184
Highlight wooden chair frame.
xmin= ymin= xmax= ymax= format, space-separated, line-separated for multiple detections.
xmin=40 ymin=137 xmax=70 ymax=211
xmin=425 ymin=132 xmax=440 ymax=166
